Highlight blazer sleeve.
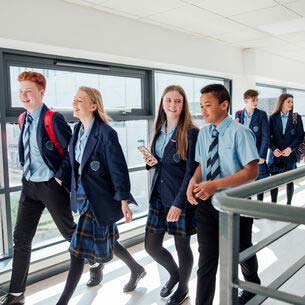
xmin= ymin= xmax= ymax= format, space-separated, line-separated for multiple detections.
xmin=104 ymin=128 xmax=131 ymax=201
xmin=172 ymin=128 xmax=199 ymax=209
xmin=52 ymin=113 xmax=72 ymax=187
xmin=269 ymin=116 xmax=277 ymax=151
xmin=290 ymin=114 xmax=304 ymax=150
xmin=259 ymin=111 xmax=269 ymax=159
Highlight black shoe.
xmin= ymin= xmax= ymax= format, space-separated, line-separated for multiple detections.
xmin=160 ymin=280 xmax=179 ymax=298
xmin=87 ymin=264 xmax=104 ymax=287
xmin=123 ymin=267 xmax=146 ymax=292
xmin=0 ymin=294 xmax=24 ymax=305
xmin=165 ymin=290 xmax=189 ymax=305
xmin=238 ymin=291 xmax=255 ymax=304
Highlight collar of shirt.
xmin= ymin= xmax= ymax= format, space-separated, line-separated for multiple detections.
xmin=280 ymin=112 xmax=289 ymax=118
xmin=209 ymin=115 xmax=231 ymax=137
xmin=160 ymin=122 xmax=176 ymax=135
xmin=244 ymin=109 xmax=254 ymax=119
xmin=78 ymin=117 xmax=95 ymax=140
xmin=27 ymin=103 xmax=43 ymax=122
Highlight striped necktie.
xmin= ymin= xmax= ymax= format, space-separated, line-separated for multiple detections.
xmin=23 ymin=114 xmax=33 ymax=180
xmin=206 ymin=128 xmax=220 ymax=181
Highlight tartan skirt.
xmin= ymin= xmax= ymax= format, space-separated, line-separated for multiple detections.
xmin=69 ymin=183 xmax=119 ymax=263
xmin=146 ymin=192 xmax=196 ymax=237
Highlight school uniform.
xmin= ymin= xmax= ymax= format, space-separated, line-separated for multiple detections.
xmin=235 ymin=108 xmax=269 ymax=179
xmin=10 ymin=103 xmax=75 ymax=294
xmin=69 ymin=117 xmax=134 ymax=262
xmin=267 ymin=112 xmax=304 ymax=173
xmin=146 ymin=125 xmax=198 ymax=237
xmin=195 ymin=116 xmax=260 ymax=305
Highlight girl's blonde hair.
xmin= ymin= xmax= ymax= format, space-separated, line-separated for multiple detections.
xmin=79 ymin=86 xmax=110 ymax=124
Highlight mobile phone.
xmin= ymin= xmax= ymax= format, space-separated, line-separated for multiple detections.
xmin=137 ymin=145 xmax=153 ymax=157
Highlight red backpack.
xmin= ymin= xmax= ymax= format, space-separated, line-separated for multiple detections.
xmin=18 ymin=110 xmax=64 ymax=157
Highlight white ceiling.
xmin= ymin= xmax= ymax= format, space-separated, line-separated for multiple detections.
xmin=63 ymin=0 xmax=305 ymax=63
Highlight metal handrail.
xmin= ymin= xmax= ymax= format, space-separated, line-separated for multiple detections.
xmin=213 ymin=166 xmax=305 ymax=305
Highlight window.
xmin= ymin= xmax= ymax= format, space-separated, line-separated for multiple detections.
xmin=0 ymin=50 xmax=152 ymax=259
xmin=5 ymin=54 xmax=153 ymax=119
xmin=256 ymin=85 xmax=283 ymax=115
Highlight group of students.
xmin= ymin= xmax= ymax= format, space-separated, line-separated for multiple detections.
xmin=236 ymin=89 xmax=305 ymax=205
xmin=0 ymin=70 xmax=303 ymax=305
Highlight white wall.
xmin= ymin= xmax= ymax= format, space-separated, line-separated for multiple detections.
xmin=1 ymin=0 xmax=305 ymax=112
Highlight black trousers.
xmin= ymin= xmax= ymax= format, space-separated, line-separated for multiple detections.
xmin=9 ymin=178 xmax=76 ymax=293
xmin=195 ymin=199 xmax=260 ymax=305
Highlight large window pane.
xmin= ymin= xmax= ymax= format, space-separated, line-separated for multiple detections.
xmin=129 ymin=170 xmax=149 ymax=217
xmin=6 ymin=124 xmax=22 ymax=187
xmin=0 ymin=195 xmax=5 ymax=257
xmin=10 ymin=192 xmax=63 ymax=249
xmin=111 ymin=120 xmax=148 ymax=168
xmin=10 ymin=66 xmax=142 ymax=112
xmin=155 ymin=71 xmax=225 ymax=116
xmin=0 ymin=125 xmax=4 ymax=188
xmin=256 ymin=85 xmax=283 ymax=115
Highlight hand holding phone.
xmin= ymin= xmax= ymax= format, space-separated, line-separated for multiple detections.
xmin=137 ymin=145 xmax=158 ymax=166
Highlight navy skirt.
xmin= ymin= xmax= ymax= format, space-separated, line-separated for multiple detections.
xmin=146 ymin=192 xmax=196 ymax=237
xmin=69 ymin=183 xmax=119 ymax=263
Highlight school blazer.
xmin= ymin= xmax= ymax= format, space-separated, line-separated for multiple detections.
xmin=267 ymin=112 xmax=304 ymax=167
xmin=235 ymin=108 xmax=269 ymax=159
xmin=147 ymin=127 xmax=199 ymax=210
xmin=70 ymin=118 xmax=134 ymax=226
xmin=18 ymin=104 xmax=72 ymax=188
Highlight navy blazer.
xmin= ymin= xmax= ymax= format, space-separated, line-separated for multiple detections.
xmin=147 ymin=127 xmax=199 ymax=210
xmin=18 ymin=104 xmax=72 ymax=188
xmin=267 ymin=112 xmax=304 ymax=167
xmin=70 ymin=118 xmax=133 ymax=226
xmin=235 ymin=108 xmax=269 ymax=159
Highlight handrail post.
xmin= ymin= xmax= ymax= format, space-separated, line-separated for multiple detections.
xmin=219 ymin=211 xmax=240 ymax=305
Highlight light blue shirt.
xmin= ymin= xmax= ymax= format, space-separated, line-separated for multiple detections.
xmin=23 ymin=104 xmax=54 ymax=182
xmin=281 ymin=112 xmax=289 ymax=134
xmin=243 ymin=109 xmax=254 ymax=129
xmin=155 ymin=122 xmax=176 ymax=159
xmin=75 ymin=118 xmax=95 ymax=175
xmin=195 ymin=116 xmax=259 ymax=187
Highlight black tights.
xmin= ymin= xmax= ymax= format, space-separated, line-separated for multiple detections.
xmin=145 ymin=231 xmax=193 ymax=298
xmin=270 ymin=173 xmax=294 ymax=205
xmin=56 ymin=241 xmax=142 ymax=305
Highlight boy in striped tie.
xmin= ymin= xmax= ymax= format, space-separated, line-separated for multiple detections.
xmin=187 ymin=84 xmax=261 ymax=305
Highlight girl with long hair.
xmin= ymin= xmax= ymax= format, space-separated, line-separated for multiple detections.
xmin=144 ymin=85 xmax=198 ymax=305
xmin=56 ymin=87 xmax=146 ymax=305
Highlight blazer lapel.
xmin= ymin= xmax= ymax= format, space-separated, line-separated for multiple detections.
xmin=285 ymin=113 xmax=293 ymax=135
xmin=249 ymin=108 xmax=258 ymax=130
xmin=70 ymin=123 xmax=81 ymax=168
xmin=276 ymin=114 xmax=283 ymax=135
xmin=36 ymin=104 xmax=48 ymax=155
xmin=80 ymin=119 xmax=99 ymax=172
xmin=163 ymin=129 xmax=177 ymax=161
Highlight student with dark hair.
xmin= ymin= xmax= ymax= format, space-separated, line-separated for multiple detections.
xmin=187 ymin=84 xmax=261 ymax=305
xmin=144 ymin=85 xmax=198 ymax=305
xmin=235 ymin=89 xmax=269 ymax=200
xmin=56 ymin=87 xmax=146 ymax=305
xmin=267 ymin=93 xmax=304 ymax=205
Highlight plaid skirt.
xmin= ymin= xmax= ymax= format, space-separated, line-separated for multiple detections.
xmin=146 ymin=192 xmax=196 ymax=237
xmin=69 ymin=183 xmax=119 ymax=263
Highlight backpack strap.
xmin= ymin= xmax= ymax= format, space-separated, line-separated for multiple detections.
xmin=44 ymin=110 xmax=64 ymax=157
xmin=18 ymin=111 xmax=26 ymax=129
